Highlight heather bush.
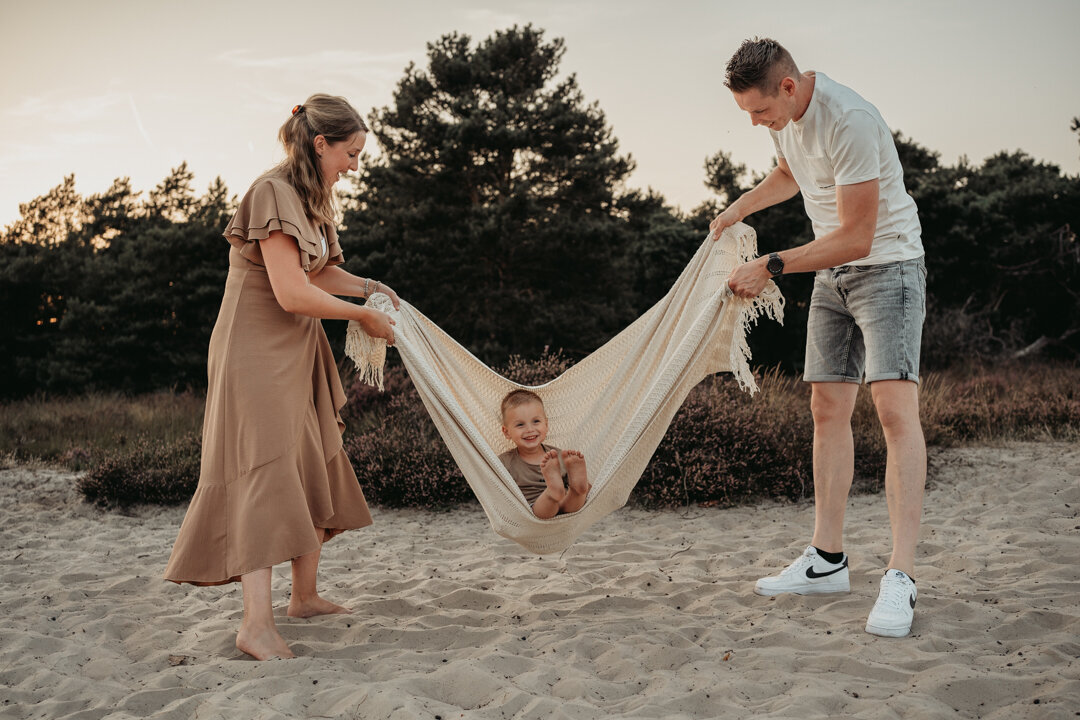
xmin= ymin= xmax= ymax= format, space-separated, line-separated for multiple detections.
xmin=341 ymin=358 xmax=417 ymax=426
xmin=53 ymin=359 xmax=1080 ymax=509
xmin=342 ymin=352 xmax=891 ymax=510
xmin=79 ymin=432 xmax=201 ymax=507
xmin=343 ymin=392 xmax=472 ymax=509
xmin=499 ymin=350 xmax=575 ymax=385
xmin=635 ymin=372 xmax=813 ymax=507
xmin=638 ymin=370 xmax=889 ymax=508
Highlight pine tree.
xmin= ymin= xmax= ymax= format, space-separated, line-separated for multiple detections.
xmin=342 ymin=25 xmax=639 ymax=360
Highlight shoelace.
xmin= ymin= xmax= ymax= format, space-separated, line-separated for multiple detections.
xmin=778 ymin=550 xmax=816 ymax=576
xmin=876 ymin=576 xmax=912 ymax=610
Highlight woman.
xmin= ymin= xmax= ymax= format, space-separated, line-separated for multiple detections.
xmin=164 ymin=94 xmax=397 ymax=661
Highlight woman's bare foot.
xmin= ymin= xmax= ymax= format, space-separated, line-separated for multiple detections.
xmin=540 ymin=450 xmax=567 ymax=503
xmin=287 ymin=594 xmax=353 ymax=619
xmin=236 ymin=623 xmax=295 ymax=661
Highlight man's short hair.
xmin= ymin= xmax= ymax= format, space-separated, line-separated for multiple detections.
xmin=724 ymin=37 xmax=800 ymax=96
xmin=500 ymin=389 xmax=544 ymax=420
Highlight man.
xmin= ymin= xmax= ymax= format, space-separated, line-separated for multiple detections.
xmin=712 ymin=38 xmax=927 ymax=637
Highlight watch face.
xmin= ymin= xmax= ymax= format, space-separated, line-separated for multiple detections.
xmin=767 ymin=256 xmax=784 ymax=275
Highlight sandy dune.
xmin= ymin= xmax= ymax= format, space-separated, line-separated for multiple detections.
xmin=1 ymin=441 xmax=1077 ymax=719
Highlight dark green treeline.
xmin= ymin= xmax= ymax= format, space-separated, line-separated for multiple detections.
xmin=1 ymin=26 xmax=1077 ymax=399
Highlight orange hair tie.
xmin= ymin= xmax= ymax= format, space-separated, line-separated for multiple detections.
xmin=291 ymin=104 xmax=304 ymax=115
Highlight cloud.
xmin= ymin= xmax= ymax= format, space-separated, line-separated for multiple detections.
xmin=460 ymin=7 xmax=529 ymax=28
xmin=6 ymin=91 xmax=128 ymax=124
xmin=460 ymin=1 xmax=605 ymax=31
xmin=215 ymin=49 xmax=421 ymax=115
xmin=217 ymin=48 xmax=414 ymax=84
xmin=128 ymin=94 xmax=153 ymax=147
xmin=0 ymin=131 xmax=121 ymax=177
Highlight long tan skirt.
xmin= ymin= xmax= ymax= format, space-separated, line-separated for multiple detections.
xmin=164 ymin=253 xmax=372 ymax=585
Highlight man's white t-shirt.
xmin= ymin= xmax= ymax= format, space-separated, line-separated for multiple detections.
xmin=771 ymin=72 xmax=923 ymax=266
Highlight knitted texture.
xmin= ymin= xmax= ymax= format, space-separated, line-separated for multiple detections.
xmin=346 ymin=223 xmax=784 ymax=553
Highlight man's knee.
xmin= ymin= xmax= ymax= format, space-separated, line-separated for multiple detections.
xmin=810 ymin=383 xmax=858 ymax=425
xmin=871 ymin=381 xmax=921 ymax=432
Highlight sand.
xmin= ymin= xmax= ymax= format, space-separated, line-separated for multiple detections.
xmin=1 ymin=441 xmax=1077 ymax=719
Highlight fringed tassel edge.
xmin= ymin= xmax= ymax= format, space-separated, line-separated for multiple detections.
xmin=728 ymin=224 xmax=786 ymax=395
xmin=345 ymin=320 xmax=387 ymax=391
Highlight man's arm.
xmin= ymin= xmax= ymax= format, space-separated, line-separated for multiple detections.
xmin=709 ymin=158 xmax=801 ymax=237
xmin=726 ymin=178 xmax=879 ymax=298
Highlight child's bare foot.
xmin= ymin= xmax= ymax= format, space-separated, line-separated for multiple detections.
xmin=236 ymin=624 xmax=295 ymax=661
xmin=287 ymin=595 xmax=353 ymax=619
xmin=562 ymin=450 xmax=591 ymax=496
xmin=540 ymin=450 xmax=566 ymax=503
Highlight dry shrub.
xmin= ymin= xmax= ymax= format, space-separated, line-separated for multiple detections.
xmin=79 ymin=432 xmax=201 ymax=507
xmin=921 ymin=303 xmax=1006 ymax=369
xmin=343 ymin=392 xmax=472 ymax=509
xmin=499 ymin=349 xmax=575 ymax=385
xmin=921 ymin=362 xmax=1080 ymax=444
xmin=635 ymin=371 xmax=814 ymax=508
xmin=341 ymin=358 xmax=417 ymax=426
xmin=72 ymin=359 xmax=1079 ymax=510
xmin=635 ymin=369 xmax=888 ymax=507
xmin=1 ymin=391 xmax=203 ymax=467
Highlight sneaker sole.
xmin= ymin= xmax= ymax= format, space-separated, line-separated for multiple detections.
xmin=864 ymin=622 xmax=911 ymax=638
xmin=753 ymin=580 xmax=850 ymax=596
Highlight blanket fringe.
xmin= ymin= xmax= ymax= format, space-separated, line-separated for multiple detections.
xmin=724 ymin=226 xmax=786 ymax=394
xmin=345 ymin=319 xmax=387 ymax=392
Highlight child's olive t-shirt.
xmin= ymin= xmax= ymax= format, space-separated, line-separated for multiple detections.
xmin=499 ymin=445 xmax=566 ymax=505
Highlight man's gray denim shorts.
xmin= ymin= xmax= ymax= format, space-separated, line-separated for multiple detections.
xmin=803 ymin=255 xmax=927 ymax=385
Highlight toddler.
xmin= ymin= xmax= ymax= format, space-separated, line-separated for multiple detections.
xmin=498 ymin=389 xmax=591 ymax=519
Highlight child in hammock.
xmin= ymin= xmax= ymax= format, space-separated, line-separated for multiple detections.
xmin=499 ymin=389 xmax=592 ymax=519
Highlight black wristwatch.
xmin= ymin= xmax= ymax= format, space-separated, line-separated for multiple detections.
xmin=766 ymin=252 xmax=785 ymax=278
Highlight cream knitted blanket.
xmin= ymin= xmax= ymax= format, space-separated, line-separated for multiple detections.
xmin=346 ymin=223 xmax=783 ymax=554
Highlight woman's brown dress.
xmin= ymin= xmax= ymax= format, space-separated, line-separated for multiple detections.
xmin=164 ymin=173 xmax=372 ymax=586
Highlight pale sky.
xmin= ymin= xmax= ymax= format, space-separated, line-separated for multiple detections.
xmin=2 ymin=0 xmax=1078 ymax=229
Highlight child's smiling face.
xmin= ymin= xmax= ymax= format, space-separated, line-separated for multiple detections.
xmin=501 ymin=400 xmax=549 ymax=454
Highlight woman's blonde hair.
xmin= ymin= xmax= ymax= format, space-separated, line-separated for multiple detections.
xmin=275 ymin=93 xmax=368 ymax=227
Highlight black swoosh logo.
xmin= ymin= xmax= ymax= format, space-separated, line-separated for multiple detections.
xmin=909 ymin=594 xmax=917 ymax=608
xmin=805 ymin=564 xmax=846 ymax=579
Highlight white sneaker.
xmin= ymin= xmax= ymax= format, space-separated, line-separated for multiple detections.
xmin=754 ymin=545 xmax=850 ymax=596
xmin=865 ymin=569 xmax=917 ymax=637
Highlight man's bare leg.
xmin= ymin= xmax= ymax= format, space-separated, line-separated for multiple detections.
xmin=870 ymin=380 xmax=926 ymax=577
xmin=809 ymin=382 xmax=860 ymax=554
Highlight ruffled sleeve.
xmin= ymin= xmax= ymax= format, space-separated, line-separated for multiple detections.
xmin=224 ymin=175 xmax=345 ymax=271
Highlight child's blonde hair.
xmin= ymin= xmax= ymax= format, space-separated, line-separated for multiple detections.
xmin=500 ymin=389 xmax=544 ymax=421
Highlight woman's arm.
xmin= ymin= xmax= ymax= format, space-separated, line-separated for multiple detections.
xmin=309 ymin=265 xmax=400 ymax=309
xmin=261 ymin=231 xmax=396 ymax=341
